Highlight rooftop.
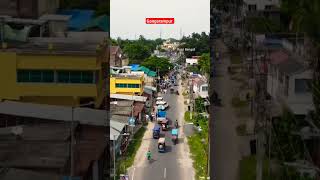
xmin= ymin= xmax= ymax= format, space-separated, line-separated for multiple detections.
xmin=39 ymin=14 xmax=71 ymax=21
xmin=1 ymin=168 xmax=61 ymax=180
xmin=0 ymin=123 xmax=75 ymax=141
xmin=111 ymin=73 xmax=143 ymax=79
xmin=0 ymin=101 xmax=108 ymax=126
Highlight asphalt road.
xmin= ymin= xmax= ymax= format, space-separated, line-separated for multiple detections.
xmin=128 ymin=80 xmax=194 ymax=180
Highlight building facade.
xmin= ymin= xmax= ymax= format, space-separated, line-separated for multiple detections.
xmin=0 ymin=39 xmax=109 ymax=109
xmin=110 ymin=74 xmax=144 ymax=95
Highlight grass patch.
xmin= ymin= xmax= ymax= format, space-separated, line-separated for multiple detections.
xmin=116 ymin=127 xmax=146 ymax=177
xmin=184 ymin=111 xmax=197 ymax=122
xmin=188 ymin=134 xmax=208 ymax=180
xmin=231 ymin=97 xmax=249 ymax=108
xmin=240 ymin=155 xmax=271 ymax=180
xmin=236 ymin=124 xmax=247 ymax=136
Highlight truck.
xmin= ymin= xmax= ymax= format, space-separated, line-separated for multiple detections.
xmin=157 ymin=110 xmax=167 ymax=123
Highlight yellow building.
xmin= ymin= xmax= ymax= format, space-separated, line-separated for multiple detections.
xmin=0 ymin=39 xmax=109 ymax=109
xmin=110 ymin=74 xmax=144 ymax=95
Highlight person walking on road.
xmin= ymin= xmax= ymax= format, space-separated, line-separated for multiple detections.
xmin=146 ymin=150 xmax=152 ymax=160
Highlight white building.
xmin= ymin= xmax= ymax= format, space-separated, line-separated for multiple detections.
xmin=267 ymin=50 xmax=314 ymax=116
xmin=191 ymin=75 xmax=209 ymax=99
xmin=186 ymin=58 xmax=198 ymax=66
xmin=243 ymin=0 xmax=280 ymax=11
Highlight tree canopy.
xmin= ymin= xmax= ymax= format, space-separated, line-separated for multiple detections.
xmin=198 ymin=53 xmax=210 ymax=75
xmin=179 ymin=32 xmax=209 ymax=58
xmin=141 ymin=56 xmax=173 ymax=76
xmin=123 ymin=43 xmax=151 ymax=64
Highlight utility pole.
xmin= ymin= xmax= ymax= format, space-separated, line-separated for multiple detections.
xmin=255 ymin=48 xmax=267 ymax=180
xmin=189 ymin=79 xmax=193 ymax=120
xmin=70 ymin=107 xmax=74 ymax=179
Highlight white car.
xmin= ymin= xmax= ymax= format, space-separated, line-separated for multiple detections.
xmin=157 ymin=104 xmax=168 ymax=110
xmin=156 ymin=97 xmax=163 ymax=101
xmin=156 ymin=100 xmax=167 ymax=105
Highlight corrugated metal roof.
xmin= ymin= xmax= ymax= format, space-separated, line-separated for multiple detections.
xmin=1 ymin=168 xmax=61 ymax=180
xmin=0 ymin=101 xmax=107 ymax=126
xmin=110 ymin=94 xmax=147 ymax=102
xmin=111 ymin=115 xmax=129 ymax=124
xmin=58 ymin=9 xmax=94 ymax=31
xmin=111 ymin=120 xmax=125 ymax=132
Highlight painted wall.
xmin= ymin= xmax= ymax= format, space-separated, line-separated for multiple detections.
xmin=0 ymin=52 xmax=100 ymax=106
xmin=110 ymin=76 xmax=144 ymax=95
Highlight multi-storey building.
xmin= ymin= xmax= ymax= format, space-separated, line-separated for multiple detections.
xmin=0 ymin=35 xmax=109 ymax=109
xmin=110 ymin=74 xmax=144 ymax=96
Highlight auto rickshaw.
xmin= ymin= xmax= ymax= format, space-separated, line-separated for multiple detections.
xmin=170 ymin=87 xmax=174 ymax=94
xmin=153 ymin=124 xmax=161 ymax=139
xmin=158 ymin=137 xmax=166 ymax=152
xmin=159 ymin=119 xmax=169 ymax=131
xmin=171 ymin=128 xmax=178 ymax=145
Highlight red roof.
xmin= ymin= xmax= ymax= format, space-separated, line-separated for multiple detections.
xmin=269 ymin=50 xmax=289 ymax=64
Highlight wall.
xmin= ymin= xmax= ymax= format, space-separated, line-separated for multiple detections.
xmin=0 ymin=52 xmax=19 ymax=100
xmin=287 ymin=70 xmax=313 ymax=105
xmin=110 ymin=77 xmax=144 ymax=95
xmin=243 ymin=0 xmax=280 ymax=10
xmin=0 ymin=51 xmax=100 ymax=105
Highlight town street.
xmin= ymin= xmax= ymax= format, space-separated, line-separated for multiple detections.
xmin=128 ymin=78 xmax=195 ymax=180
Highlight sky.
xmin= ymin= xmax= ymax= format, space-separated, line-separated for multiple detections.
xmin=110 ymin=0 xmax=210 ymax=40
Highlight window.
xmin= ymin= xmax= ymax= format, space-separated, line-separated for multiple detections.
xmin=17 ymin=70 xmax=54 ymax=83
xmin=248 ymin=4 xmax=257 ymax=11
xmin=116 ymin=83 xmax=127 ymax=88
xmin=57 ymin=71 xmax=70 ymax=83
xmin=295 ymin=79 xmax=311 ymax=94
xmin=202 ymin=86 xmax=208 ymax=92
xmin=42 ymin=70 xmax=54 ymax=82
xmin=57 ymin=71 xmax=94 ymax=84
xmin=81 ymin=71 xmax=94 ymax=83
xmin=70 ymin=71 xmax=82 ymax=83
xmin=17 ymin=70 xmax=30 ymax=82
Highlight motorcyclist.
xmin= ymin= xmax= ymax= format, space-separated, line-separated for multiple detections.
xmin=175 ymin=120 xmax=179 ymax=128
xmin=146 ymin=150 xmax=152 ymax=160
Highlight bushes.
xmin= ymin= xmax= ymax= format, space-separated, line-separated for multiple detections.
xmin=116 ymin=127 xmax=146 ymax=177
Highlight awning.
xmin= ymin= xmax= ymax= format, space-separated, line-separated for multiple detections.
xmin=110 ymin=94 xmax=147 ymax=102
xmin=144 ymin=86 xmax=157 ymax=91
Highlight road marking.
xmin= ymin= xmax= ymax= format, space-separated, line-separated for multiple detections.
xmin=164 ymin=168 xmax=167 ymax=179
xmin=131 ymin=167 xmax=135 ymax=180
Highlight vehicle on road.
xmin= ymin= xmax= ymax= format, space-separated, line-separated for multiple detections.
xmin=171 ymin=128 xmax=178 ymax=145
xmin=153 ymin=124 xmax=161 ymax=139
xmin=158 ymin=138 xmax=166 ymax=152
xmin=157 ymin=110 xmax=168 ymax=123
xmin=156 ymin=97 xmax=163 ymax=101
xmin=156 ymin=100 xmax=167 ymax=105
xmin=170 ymin=87 xmax=174 ymax=94
xmin=159 ymin=119 xmax=169 ymax=131
xmin=156 ymin=101 xmax=169 ymax=110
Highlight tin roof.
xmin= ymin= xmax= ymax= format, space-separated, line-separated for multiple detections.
xmin=0 ymin=101 xmax=108 ymax=126
xmin=1 ymin=168 xmax=61 ymax=180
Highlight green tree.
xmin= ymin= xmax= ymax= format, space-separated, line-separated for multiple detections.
xmin=141 ymin=56 xmax=173 ymax=76
xmin=198 ymin=53 xmax=210 ymax=75
xmin=195 ymin=97 xmax=205 ymax=113
xmin=179 ymin=32 xmax=209 ymax=57
xmin=123 ymin=43 xmax=151 ymax=64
